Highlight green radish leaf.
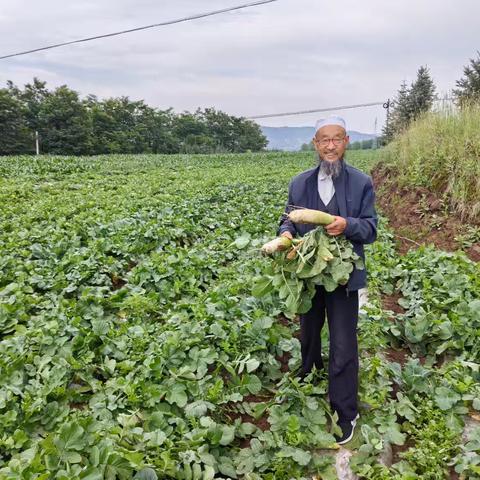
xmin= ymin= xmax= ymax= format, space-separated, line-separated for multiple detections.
xmin=435 ymin=387 xmax=461 ymax=410
xmin=134 ymin=468 xmax=158 ymax=480
xmin=233 ymin=233 xmax=251 ymax=249
xmin=252 ymin=276 xmax=274 ymax=297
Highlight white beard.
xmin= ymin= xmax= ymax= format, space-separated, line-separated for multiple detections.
xmin=318 ymin=156 xmax=343 ymax=178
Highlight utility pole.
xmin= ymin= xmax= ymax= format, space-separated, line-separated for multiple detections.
xmin=373 ymin=117 xmax=378 ymax=150
xmin=35 ymin=131 xmax=40 ymax=155
xmin=383 ymin=98 xmax=392 ymax=122
xmin=383 ymin=98 xmax=393 ymax=144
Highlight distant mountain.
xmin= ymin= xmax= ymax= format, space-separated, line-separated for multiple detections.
xmin=260 ymin=126 xmax=377 ymax=151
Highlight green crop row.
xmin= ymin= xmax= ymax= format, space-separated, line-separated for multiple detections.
xmin=0 ymin=151 xmax=479 ymax=479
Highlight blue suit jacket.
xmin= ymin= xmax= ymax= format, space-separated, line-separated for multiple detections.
xmin=277 ymin=160 xmax=378 ymax=291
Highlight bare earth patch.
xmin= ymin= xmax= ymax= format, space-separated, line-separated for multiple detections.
xmin=380 ymin=293 xmax=405 ymax=317
xmin=384 ymin=347 xmax=409 ymax=366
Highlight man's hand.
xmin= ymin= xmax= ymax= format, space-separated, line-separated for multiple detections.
xmin=280 ymin=231 xmax=293 ymax=240
xmin=325 ymin=216 xmax=347 ymax=236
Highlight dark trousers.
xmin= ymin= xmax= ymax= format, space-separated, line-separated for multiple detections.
xmin=300 ymin=285 xmax=359 ymax=422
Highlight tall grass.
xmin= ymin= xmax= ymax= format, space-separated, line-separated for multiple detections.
xmin=384 ymin=103 xmax=480 ymax=221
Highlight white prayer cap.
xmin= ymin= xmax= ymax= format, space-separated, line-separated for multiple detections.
xmin=314 ymin=115 xmax=346 ymax=134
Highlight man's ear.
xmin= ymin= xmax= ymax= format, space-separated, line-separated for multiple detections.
xmin=344 ymin=135 xmax=350 ymax=145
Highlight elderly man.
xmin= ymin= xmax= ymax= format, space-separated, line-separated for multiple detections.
xmin=277 ymin=115 xmax=378 ymax=444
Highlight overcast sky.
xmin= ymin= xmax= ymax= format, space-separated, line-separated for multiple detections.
xmin=1 ymin=0 xmax=479 ymax=133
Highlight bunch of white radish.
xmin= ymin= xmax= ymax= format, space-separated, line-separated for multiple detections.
xmin=255 ymin=209 xmax=363 ymax=318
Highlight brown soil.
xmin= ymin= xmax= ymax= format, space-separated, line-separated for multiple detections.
xmin=449 ymin=467 xmax=460 ymax=479
xmin=109 ymin=273 xmax=127 ymax=290
xmin=390 ymin=380 xmax=401 ymax=400
xmin=224 ymin=395 xmax=271 ymax=448
xmin=278 ymin=315 xmax=301 ymax=339
xmin=372 ymin=164 xmax=480 ymax=262
xmin=380 ymin=294 xmax=412 ymax=367
xmin=435 ymin=352 xmax=456 ymax=368
xmin=276 ymin=351 xmax=291 ymax=373
xmin=242 ymin=393 xmax=272 ymax=403
xmin=391 ymin=437 xmax=415 ymax=464
xmin=127 ymin=260 xmax=138 ymax=271
xmin=277 ymin=315 xmax=291 ymax=327
xmin=380 ymin=295 xmax=429 ymax=366
xmin=381 ymin=293 xmax=405 ymax=317
xmin=384 ymin=347 xmax=409 ymax=366
xmin=467 ymin=244 xmax=480 ymax=262
xmin=469 ymin=411 xmax=480 ymax=422
xmin=229 ymin=411 xmax=270 ymax=448
xmin=223 ymin=392 xmax=273 ymax=427
xmin=227 ymin=410 xmax=270 ymax=432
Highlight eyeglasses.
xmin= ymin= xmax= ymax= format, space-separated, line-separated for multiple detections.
xmin=316 ymin=137 xmax=346 ymax=147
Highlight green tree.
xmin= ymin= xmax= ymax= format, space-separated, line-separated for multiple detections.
xmin=1 ymin=77 xmax=268 ymax=155
xmin=140 ymin=108 xmax=179 ymax=154
xmin=361 ymin=139 xmax=374 ymax=149
xmin=300 ymin=141 xmax=314 ymax=151
xmin=37 ymin=85 xmax=92 ymax=154
xmin=408 ymin=65 xmax=436 ymax=121
xmin=0 ymin=89 xmax=31 ymax=155
xmin=197 ymin=108 xmax=232 ymax=152
xmin=453 ymin=51 xmax=480 ymax=105
xmin=385 ymin=67 xmax=436 ymax=143
xmin=15 ymin=77 xmax=50 ymax=134
xmin=230 ymin=115 xmax=267 ymax=152
xmin=195 ymin=108 xmax=267 ymax=153
xmin=173 ymin=113 xmax=209 ymax=153
xmin=85 ymin=95 xmax=116 ymax=154
xmin=390 ymin=81 xmax=413 ymax=136
xmin=86 ymin=96 xmax=159 ymax=154
xmin=379 ymin=120 xmax=394 ymax=146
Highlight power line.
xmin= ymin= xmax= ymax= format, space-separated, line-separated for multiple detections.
xmin=247 ymin=101 xmax=385 ymax=119
xmin=0 ymin=0 xmax=280 ymax=61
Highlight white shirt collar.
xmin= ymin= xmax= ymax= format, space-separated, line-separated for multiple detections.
xmin=318 ymin=170 xmax=331 ymax=181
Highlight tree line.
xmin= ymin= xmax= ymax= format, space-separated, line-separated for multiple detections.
xmin=381 ymin=51 xmax=480 ymax=144
xmin=0 ymin=78 xmax=268 ymax=156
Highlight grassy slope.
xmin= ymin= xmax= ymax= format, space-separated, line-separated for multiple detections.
xmin=383 ymin=104 xmax=480 ymax=221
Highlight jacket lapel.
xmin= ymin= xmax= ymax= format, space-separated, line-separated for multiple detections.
xmin=305 ymin=166 xmax=320 ymax=210
xmin=333 ymin=160 xmax=348 ymax=218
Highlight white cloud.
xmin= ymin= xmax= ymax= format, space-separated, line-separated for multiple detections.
xmin=1 ymin=0 xmax=479 ymax=132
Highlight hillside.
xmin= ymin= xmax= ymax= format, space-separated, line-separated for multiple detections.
xmin=260 ymin=126 xmax=377 ymax=151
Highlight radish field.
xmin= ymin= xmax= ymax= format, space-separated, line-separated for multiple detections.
xmin=1 ymin=152 xmax=479 ymax=480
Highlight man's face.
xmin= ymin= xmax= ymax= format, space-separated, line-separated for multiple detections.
xmin=313 ymin=125 xmax=349 ymax=163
